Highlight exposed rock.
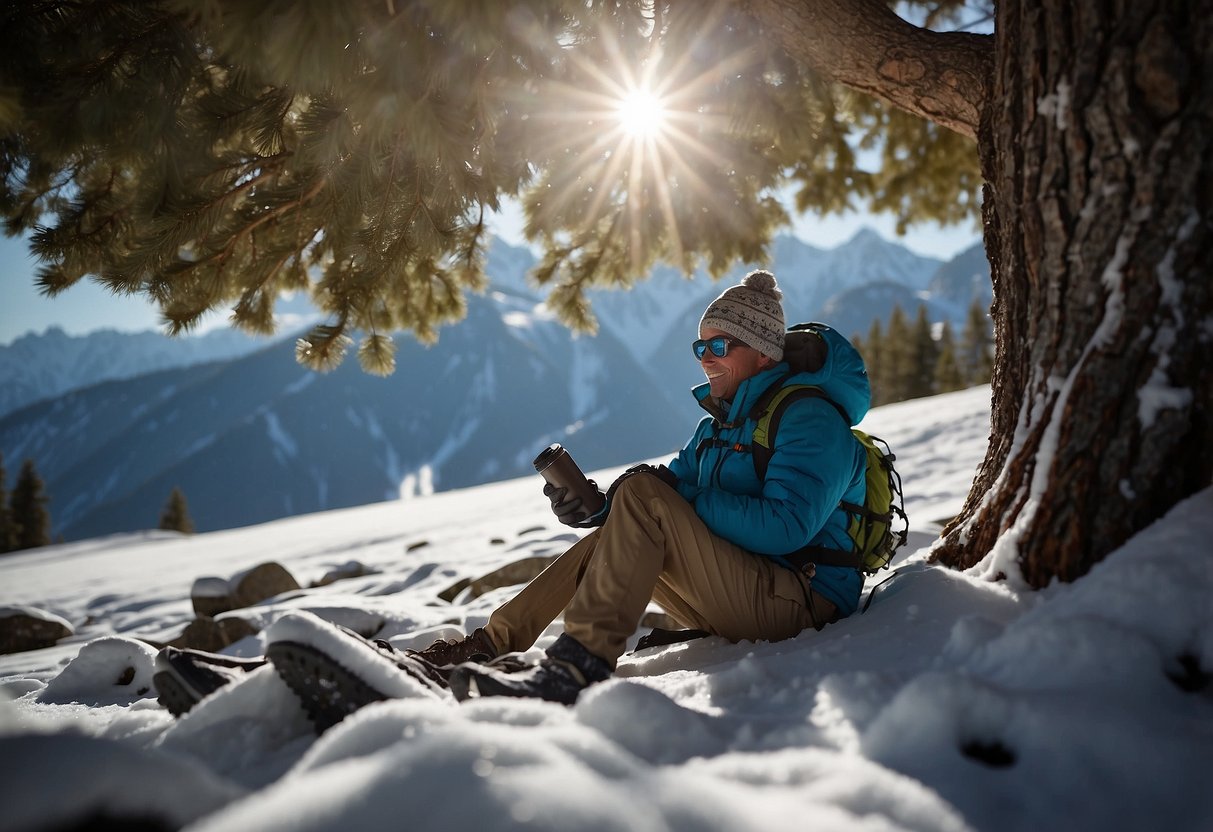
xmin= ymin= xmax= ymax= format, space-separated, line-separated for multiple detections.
xmin=170 ymin=615 xmax=257 ymax=652
xmin=437 ymin=578 xmax=471 ymax=603
xmin=170 ymin=617 xmax=226 ymax=653
xmin=228 ymin=562 xmax=300 ymax=609
xmin=469 ymin=555 xmax=557 ymax=598
xmin=0 ymin=608 xmax=74 ymax=655
xmin=189 ymin=562 xmax=300 ymax=617
xmin=440 ymin=555 xmax=558 ymax=603
xmin=217 ymin=616 xmax=258 ymax=645
xmin=190 ymin=576 xmax=233 ymax=618
xmin=312 ymin=560 xmax=377 ymax=588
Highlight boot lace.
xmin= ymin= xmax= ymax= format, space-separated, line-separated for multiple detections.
xmin=408 ymin=630 xmax=494 ymax=667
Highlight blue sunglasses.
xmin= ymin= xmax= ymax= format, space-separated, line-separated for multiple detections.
xmin=692 ymin=336 xmax=746 ymax=360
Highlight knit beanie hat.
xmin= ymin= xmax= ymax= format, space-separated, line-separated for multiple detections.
xmin=699 ymin=270 xmax=786 ymax=361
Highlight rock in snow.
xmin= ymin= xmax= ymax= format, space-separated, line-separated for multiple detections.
xmin=0 ymin=605 xmax=73 ymax=655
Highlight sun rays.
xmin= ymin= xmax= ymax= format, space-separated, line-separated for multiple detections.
xmin=522 ymin=8 xmax=759 ymax=273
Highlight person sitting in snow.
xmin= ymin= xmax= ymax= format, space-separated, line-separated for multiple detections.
xmin=154 ymin=270 xmax=871 ymax=726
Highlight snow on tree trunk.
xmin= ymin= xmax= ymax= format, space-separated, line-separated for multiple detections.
xmin=933 ymin=1 xmax=1212 ymax=586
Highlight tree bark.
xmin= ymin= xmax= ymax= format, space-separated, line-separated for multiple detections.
xmin=744 ymin=0 xmax=1212 ymax=586
xmin=739 ymin=0 xmax=993 ymax=139
xmin=936 ymin=0 xmax=1213 ymax=585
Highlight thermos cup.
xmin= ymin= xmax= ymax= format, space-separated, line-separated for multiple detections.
xmin=533 ymin=444 xmax=605 ymax=520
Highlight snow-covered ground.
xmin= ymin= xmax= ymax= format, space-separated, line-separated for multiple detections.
xmin=1 ymin=385 xmax=1210 ymax=832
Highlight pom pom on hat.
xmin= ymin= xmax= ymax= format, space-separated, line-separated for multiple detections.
xmin=699 ymin=269 xmax=786 ymax=361
xmin=741 ymin=269 xmax=782 ymax=300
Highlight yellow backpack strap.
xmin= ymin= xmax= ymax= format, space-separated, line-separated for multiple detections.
xmin=752 ymin=384 xmax=818 ymax=450
xmin=751 ymin=385 xmax=844 ymax=480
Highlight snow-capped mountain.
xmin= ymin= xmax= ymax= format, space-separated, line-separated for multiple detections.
xmin=773 ymin=228 xmax=945 ymax=312
xmin=926 ymin=241 xmax=994 ymax=319
xmin=0 ymin=230 xmax=989 ymax=540
xmin=817 ymin=282 xmax=941 ymax=341
xmin=0 ymin=326 xmax=286 ymax=420
xmin=587 ymin=228 xmax=950 ymax=367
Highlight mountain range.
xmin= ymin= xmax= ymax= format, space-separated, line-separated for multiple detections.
xmin=0 ymin=326 xmax=282 ymax=420
xmin=0 ymin=229 xmax=989 ymax=540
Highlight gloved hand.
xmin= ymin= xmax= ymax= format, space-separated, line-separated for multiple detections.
xmin=605 ymin=464 xmax=680 ymax=501
xmin=544 ymin=481 xmax=604 ymax=527
xmin=647 ymin=464 xmax=680 ymax=490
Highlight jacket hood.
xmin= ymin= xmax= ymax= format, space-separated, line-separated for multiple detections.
xmin=781 ymin=323 xmax=871 ymax=425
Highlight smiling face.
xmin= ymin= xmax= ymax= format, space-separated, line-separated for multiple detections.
xmin=697 ymin=326 xmax=775 ymax=401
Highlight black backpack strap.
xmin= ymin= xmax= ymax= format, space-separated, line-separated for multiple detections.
xmin=696 ymin=437 xmax=753 ymax=458
xmin=786 ymin=546 xmax=863 ymax=570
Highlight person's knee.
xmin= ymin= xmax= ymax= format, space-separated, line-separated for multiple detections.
xmin=604 ymin=470 xmax=691 ymax=531
xmin=612 ymin=469 xmax=674 ymax=503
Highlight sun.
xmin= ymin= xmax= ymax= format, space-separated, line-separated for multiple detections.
xmin=521 ymin=9 xmax=751 ymax=272
xmin=616 ymin=88 xmax=668 ymax=138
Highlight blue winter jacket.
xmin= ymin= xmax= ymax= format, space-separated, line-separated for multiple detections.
xmin=665 ymin=325 xmax=870 ymax=617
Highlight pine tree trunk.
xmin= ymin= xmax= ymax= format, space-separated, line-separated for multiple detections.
xmin=932 ymin=0 xmax=1213 ymax=585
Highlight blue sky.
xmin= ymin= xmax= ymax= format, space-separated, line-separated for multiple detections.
xmin=0 ymin=202 xmax=979 ymax=346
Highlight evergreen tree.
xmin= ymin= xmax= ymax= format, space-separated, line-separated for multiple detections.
xmin=158 ymin=486 xmax=196 ymax=534
xmin=934 ymin=321 xmax=966 ymax=393
xmin=960 ymin=296 xmax=994 ymax=386
xmin=863 ymin=318 xmax=887 ymax=406
xmin=0 ymin=454 xmax=13 ymax=554
xmin=9 ymin=460 xmax=51 ymax=551
xmin=907 ymin=305 xmax=939 ymax=400
xmin=882 ymin=305 xmax=913 ymax=404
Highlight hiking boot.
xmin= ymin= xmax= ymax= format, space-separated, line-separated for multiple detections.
xmin=448 ymin=633 xmax=611 ymax=706
xmin=264 ymin=612 xmax=449 ymax=734
xmin=153 ymin=647 xmax=267 ymax=717
xmin=405 ymin=628 xmax=498 ymax=668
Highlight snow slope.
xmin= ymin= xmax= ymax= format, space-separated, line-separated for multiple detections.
xmin=1 ymin=386 xmax=1210 ymax=832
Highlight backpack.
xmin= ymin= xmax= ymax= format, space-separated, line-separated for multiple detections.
xmin=748 ymin=325 xmax=909 ymax=575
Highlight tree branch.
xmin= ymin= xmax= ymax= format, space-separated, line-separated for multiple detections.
xmin=738 ymin=0 xmax=993 ymax=140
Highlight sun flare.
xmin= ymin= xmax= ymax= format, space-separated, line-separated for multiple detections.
xmin=617 ymin=89 xmax=668 ymax=138
xmin=523 ymin=8 xmax=749 ymax=273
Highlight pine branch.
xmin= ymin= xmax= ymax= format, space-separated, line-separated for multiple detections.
xmin=200 ymin=174 xmax=326 ymax=272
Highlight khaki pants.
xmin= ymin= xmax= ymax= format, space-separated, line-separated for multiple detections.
xmin=484 ymin=473 xmax=836 ymax=667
